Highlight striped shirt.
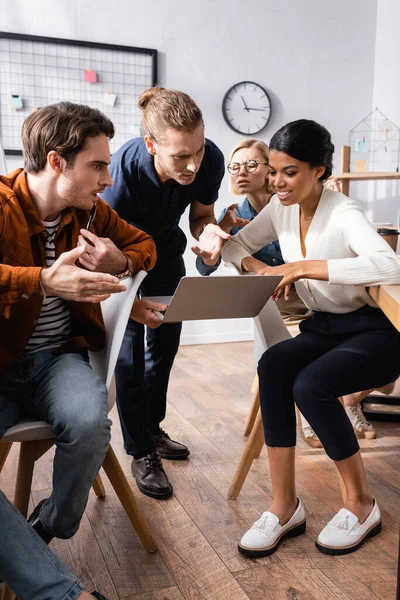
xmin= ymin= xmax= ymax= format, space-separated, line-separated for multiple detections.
xmin=25 ymin=214 xmax=72 ymax=353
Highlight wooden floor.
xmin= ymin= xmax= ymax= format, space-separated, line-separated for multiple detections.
xmin=2 ymin=341 xmax=400 ymax=600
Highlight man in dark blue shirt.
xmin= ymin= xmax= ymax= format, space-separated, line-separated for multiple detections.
xmin=102 ymin=87 xmax=225 ymax=499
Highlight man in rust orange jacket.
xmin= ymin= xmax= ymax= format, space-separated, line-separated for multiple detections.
xmin=0 ymin=102 xmax=156 ymax=544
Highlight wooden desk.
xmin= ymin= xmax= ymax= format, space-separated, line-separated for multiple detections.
xmin=365 ymin=285 xmax=400 ymax=420
xmin=369 ymin=285 xmax=400 ymax=332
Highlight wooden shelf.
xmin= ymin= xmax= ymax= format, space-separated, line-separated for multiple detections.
xmin=338 ymin=172 xmax=400 ymax=181
xmin=339 ymin=145 xmax=400 ymax=194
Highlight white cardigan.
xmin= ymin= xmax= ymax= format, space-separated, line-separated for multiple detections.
xmin=221 ymin=187 xmax=400 ymax=313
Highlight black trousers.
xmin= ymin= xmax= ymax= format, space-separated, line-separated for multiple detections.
xmin=115 ymin=255 xmax=185 ymax=458
xmin=258 ymin=306 xmax=400 ymax=461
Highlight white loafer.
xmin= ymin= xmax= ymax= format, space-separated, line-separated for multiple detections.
xmin=316 ymin=498 xmax=381 ymax=555
xmin=238 ymin=498 xmax=306 ymax=558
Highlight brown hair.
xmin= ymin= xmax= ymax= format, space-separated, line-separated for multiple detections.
xmin=138 ymin=87 xmax=203 ymax=143
xmin=22 ymin=101 xmax=115 ymax=173
xmin=229 ymin=138 xmax=274 ymax=195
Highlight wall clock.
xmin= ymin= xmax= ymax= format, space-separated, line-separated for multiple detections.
xmin=222 ymin=81 xmax=272 ymax=135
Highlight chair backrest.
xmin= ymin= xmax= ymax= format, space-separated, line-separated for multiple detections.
xmin=224 ymin=262 xmax=291 ymax=364
xmin=88 ymin=270 xmax=147 ymax=391
xmin=253 ymin=298 xmax=291 ymax=362
xmin=0 ymin=270 xmax=147 ymax=443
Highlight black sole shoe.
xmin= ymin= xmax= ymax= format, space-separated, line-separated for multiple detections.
xmin=131 ymin=452 xmax=173 ymax=500
xmin=315 ymin=520 xmax=382 ymax=555
xmin=27 ymin=498 xmax=54 ymax=544
xmin=135 ymin=475 xmax=173 ymax=500
xmin=154 ymin=429 xmax=190 ymax=461
xmin=156 ymin=448 xmax=190 ymax=461
xmin=238 ymin=519 xmax=306 ymax=558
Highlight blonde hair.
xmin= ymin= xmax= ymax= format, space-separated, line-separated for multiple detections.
xmin=229 ymin=138 xmax=274 ymax=195
xmin=138 ymin=87 xmax=203 ymax=143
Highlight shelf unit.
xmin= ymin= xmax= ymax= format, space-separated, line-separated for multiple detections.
xmin=337 ymin=145 xmax=400 ymax=196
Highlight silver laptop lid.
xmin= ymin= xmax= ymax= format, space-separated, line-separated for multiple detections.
xmin=145 ymin=275 xmax=282 ymax=323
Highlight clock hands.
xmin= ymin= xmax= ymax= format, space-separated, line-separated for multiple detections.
xmin=241 ymin=97 xmax=266 ymax=112
xmin=241 ymin=96 xmax=250 ymax=112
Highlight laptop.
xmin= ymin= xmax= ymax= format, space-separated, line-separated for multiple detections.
xmin=144 ymin=274 xmax=282 ymax=323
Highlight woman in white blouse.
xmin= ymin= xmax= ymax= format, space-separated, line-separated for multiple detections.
xmin=221 ymin=119 xmax=400 ymax=558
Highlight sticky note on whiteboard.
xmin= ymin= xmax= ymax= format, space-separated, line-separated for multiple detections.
xmin=84 ymin=69 xmax=97 ymax=83
xmin=103 ymin=92 xmax=117 ymax=106
xmin=8 ymin=95 xmax=23 ymax=110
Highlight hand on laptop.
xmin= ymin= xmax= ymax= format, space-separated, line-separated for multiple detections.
xmin=130 ymin=298 xmax=168 ymax=328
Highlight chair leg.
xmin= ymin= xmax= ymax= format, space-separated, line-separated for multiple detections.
xmin=14 ymin=441 xmax=36 ymax=517
xmin=228 ymin=410 xmax=265 ymax=499
xmin=92 ymin=472 xmax=106 ymax=498
xmin=0 ymin=584 xmax=16 ymax=600
xmin=243 ymin=376 xmax=260 ymax=437
xmin=101 ymin=444 xmax=157 ymax=552
xmin=0 ymin=443 xmax=12 ymax=473
xmin=35 ymin=439 xmax=55 ymax=461
xmin=250 ymin=373 xmax=258 ymax=394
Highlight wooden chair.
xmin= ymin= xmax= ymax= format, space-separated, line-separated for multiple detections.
xmin=226 ymin=289 xmax=347 ymax=502
xmin=243 ymin=296 xmax=292 ymax=437
xmin=0 ymin=271 xmax=157 ymax=599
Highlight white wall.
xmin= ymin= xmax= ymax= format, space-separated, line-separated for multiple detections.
xmin=363 ymin=0 xmax=400 ymax=227
xmin=1 ymin=0 xmax=379 ymax=343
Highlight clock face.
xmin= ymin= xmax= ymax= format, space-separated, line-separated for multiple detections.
xmin=222 ymin=81 xmax=271 ymax=135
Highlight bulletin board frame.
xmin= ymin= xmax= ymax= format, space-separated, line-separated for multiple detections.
xmin=0 ymin=31 xmax=158 ymax=156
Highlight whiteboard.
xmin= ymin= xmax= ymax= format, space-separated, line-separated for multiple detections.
xmin=0 ymin=32 xmax=157 ymax=156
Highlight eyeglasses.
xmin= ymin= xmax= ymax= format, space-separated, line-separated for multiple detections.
xmin=227 ymin=160 xmax=269 ymax=175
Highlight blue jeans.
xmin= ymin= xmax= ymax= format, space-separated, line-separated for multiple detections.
xmin=0 ymin=349 xmax=111 ymax=538
xmin=115 ymin=255 xmax=184 ymax=457
xmin=0 ymin=490 xmax=84 ymax=600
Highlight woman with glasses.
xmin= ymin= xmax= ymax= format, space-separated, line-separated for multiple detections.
xmin=195 ymin=138 xmax=333 ymax=448
xmin=219 ymin=120 xmax=400 ymax=558
xmin=196 ymin=140 xmax=285 ymax=274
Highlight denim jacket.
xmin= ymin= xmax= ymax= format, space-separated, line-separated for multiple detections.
xmin=196 ymin=197 xmax=284 ymax=276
